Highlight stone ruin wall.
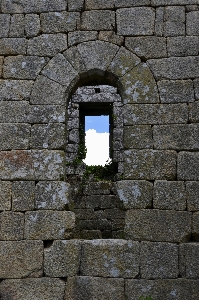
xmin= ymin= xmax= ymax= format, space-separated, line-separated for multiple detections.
xmin=0 ymin=0 xmax=199 ymax=299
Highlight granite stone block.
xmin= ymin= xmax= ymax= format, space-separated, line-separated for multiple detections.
xmin=0 ymin=80 xmax=34 ymax=100
xmin=186 ymin=181 xmax=199 ymax=211
xmin=194 ymin=79 xmax=199 ymax=100
xmin=0 ymin=181 xmax=11 ymax=211
xmin=187 ymin=11 xmax=199 ymax=35
xmin=9 ymin=14 xmax=25 ymax=37
xmin=0 ymin=14 xmax=10 ymax=37
xmin=12 ymin=181 xmax=35 ymax=211
xmin=180 ymin=243 xmax=199 ymax=278
xmin=124 ymin=125 xmax=153 ymax=149
xmin=0 ymin=211 xmax=24 ymax=240
xmin=68 ymin=31 xmax=98 ymax=47
xmin=81 ymin=10 xmax=115 ymax=31
xmin=167 ymin=36 xmax=199 ymax=57
xmin=158 ymin=80 xmax=194 ymax=103
xmin=178 ymin=152 xmax=199 ymax=180
xmin=99 ymin=31 xmax=124 ymax=46
xmin=68 ymin=0 xmax=84 ymax=11
xmin=0 ymin=38 xmax=27 ymax=55
xmin=25 ymin=14 xmax=40 ymax=37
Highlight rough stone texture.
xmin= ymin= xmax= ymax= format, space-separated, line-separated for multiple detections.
xmin=125 ymin=209 xmax=191 ymax=242
xmin=1 ymin=0 xmax=67 ymax=13
xmin=99 ymin=31 xmax=124 ymax=46
xmin=126 ymin=37 xmax=167 ymax=59
xmin=187 ymin=11 xmax=199 ymax=35
xmin=25 ymin=210 xmax=75 ymax=240
xmin=0 ymin=123 xmax=30 ymax=150
xmin=140 ymin=242 xmax=178 ymax=279
xmin=63 ymin=46 xmax=87 ymax=75
xmin=194 ymin=78 xmax=199 ymax=100
xmin=0 ymin=241 xmax=43 ymax=278
xmin=40 ymin=12 xmax=80 ymax=33
xmin=29 ymin=105 xmax=65 ymax=124
xmin=9 ymin=14 xmax=25 ymax=37
xmin=189 ymin=101 xmax=199 ymax=123
xmin=27 ymin=34 xmax=68 ymax=56
xmin=0 ymin=278 xmax=66 ymax=300
xmin=85 ymin=0 xmax=115 ymax=10
xmin=192 ymin=212 xmax=199 ymax=239
xmin=0 ymin=38 xmax=27 ymax=55
xmin=186 ymin=181 xmax=199 ymax=211
xmin=81 ymin=240 xmax=140 ymax=278
xmin=158 ymin=80 xmax=194 ymax=103
xmin=25 ymin=14 xmax=40 ymax=37
xmin=35 ymin=181 xmax=70 ymax=210
xmin=115 ymin=0 xmax=150 ymax=7
xmin=0 ymin=14 xmax=10 ymax=37
xmin=124 ymin=125 xmax=153 ymax=149
xmin=0 ymin=181 xmax=11 ymax=211
xmin=12 ymin=181 xmax=35 ymax=211
xmin=0 ymin=211 xmax=24 ymax=240
xmin=148 ymin=57 xmax=199 ymax=80
xmin=153 ymin=181 xmax=186 ymax=210
xmin=116 ymin=180 xmax=153 ymax=209
xmin=0 ymin=101 xmax=29 ymax=123
xmin=117 ymin=8 xmax=155 ymax=36
xmin=0 ymin=56 xmax=3 ymax=77
xmin=0 ymin=80 xmax=34 ymax=100
xmin=124 ymin=103 xmax=188 ymax=125
xmin=81 ymin=11 xmax=115 ymax=31
xmin=123 ymin=150 xmax=176 ymax=180
xmin=69 ymin=31 xmax=98 ymax=47
xmin=167 ymin=36 xmax=199 ymax=57
xmin=180 ymin=243 xmax=199 ymax=278
xmin=151 ymin=0 xmax=199 ymax=4
xmin=178 ymin=152 xmax=199 ymax=180
xmin=3 ymin=56 xmax=48 ymax=80
xmin=68 ymin=0 xmax=84 ymax=11
xmin=44 ymin=240 xmax=81 ymax=277
xmin=66 ymin=276 xmax=125 ymax=300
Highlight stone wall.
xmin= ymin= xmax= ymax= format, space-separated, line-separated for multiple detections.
xmin=0 ymin=0 xmax=199 ymax=299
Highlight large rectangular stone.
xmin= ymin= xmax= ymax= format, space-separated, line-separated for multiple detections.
xmin=140 ymin=242 xmax=178 ymax=279
xmin=81 ymin=240 xmax=140 ymax=278
xmin=25 ymin=14 xmax=40 ymax=37
xmin=0 ymin=181 xmax=11 ymax=210
xmin=1 ymin=0 xmax=67 ymax=13
xmin=180 ymin=243 xmax=199 ymax=279
xmin=0 ymin=241 xmax=43 ymax=278
xmin=178 ymin=152 xmax=199 ymax=180
xmin=167 ymin=36 xmax=199 ymax=57
xmin=69 ymin=31 xmax=98 ymax=47
xmin=0 ymin=101 xmax=30 ymax=122
xmin=186 ymin=182 xmax=199 ymax=211
xmin=123 ymin=150 xmax=176 ymax=180
xmin=187 ymin=11 xmax=199 ymax=35
xmin=81 ymin=10 xmax=115 ymax=30
xmin=12 ymin=181 xmax=35 ymax=211
xmin=117 ymin=8 xmax=155 ymax=36
xmin=0 ymin=123 xmax=30 ymax=150
xmin=0 ymin=278 xmax=65 ymax=300
xmin=158 ymin=80 xmax=194 ymax=103
xmin=44 ymin=240 xmax=81 ymax=277
xmin=0 ymin=150 xmax=65 ymax=180
xmin=0 ymin=38 xmax=27 ymax=55
xmin=0 ymin=212 xmax=24 ymax=240
xmin=0 ymin=80 xmax=34 ymax=100
xmin=29 ymin=105 xmax=65 ymax=124
xmin=153 ymin=125 xmax=199 ymax=150
xmin=124 ymin=104 xmax=188 ymax=125
xmin=25 ymin=210 xmax=75 ymax=240
xmin=147 ymin=57 xmax=199 ymax=80
xmin=9 ymin=14 xmax=25 ymax=37
xmin=124 ymin=125 xmax=153 ymax=149
xmin=0 ymin=14 xmax=10 ymax=37
xmin=125 ymin=209 xmax=191 ymax=242
xmin=40 ymin=12 xmax=80 ymax=33
xmin=153 ymin=181 xmax=186 ymax=211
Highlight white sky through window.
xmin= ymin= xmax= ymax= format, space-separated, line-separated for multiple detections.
xmin=83 ymin=116 xmax=110 ymax=166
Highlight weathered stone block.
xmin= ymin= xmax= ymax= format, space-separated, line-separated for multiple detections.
xmin=0 ymin=14 xmax=10 ymax=37
xmin=81 ymin=240 xmax=140 ymax=278
xmin=81 ymin=10 xmax=115 ymax=31
xmin=0 ymin=211 xmax=24 ymax=240
xmin=0 ymin=56 xmax=3 ymax=77
xmin=99 ymin=31 xmax=124 ymax=46
xmin=186 ymin=182 xmax=199 ymax=211
xmin=125 ymin=209 xmax=191 ymax=242
xmin=63 ymin=46 xmax=88 ymax=75
xmin=31 ymin=123 xmax=65 ymax=150
xmin=153 ymin=181 xmax=186 ymax=210
xmin=40 ymin=12 xmax=80 ymax=33
xmin=124 ymin=103 xmax=188 ymax=125
xmin=116 ymin=180 xmax=153 ymax=209
xmin=124 ymin=125 xmax=153 ymax=149
xmin=167 ymin=36 xmax=199 ymax=57
xmin=84 ymin=181 xmax=112 ymax=195
xmin=3 ymin=56 xmax=48 ymax=79
xmin=0 ymin=181 xmax=11 ymax=210
xmin=115 ymin=0 xmax=150 ymax=7
xmin=66 ymin=276 xmax=125 ymax=300
xmin=35 ymin=181 xmax=70 ymax=210
xmin=193 ymin=212 xmax=199 ymax=239
xmin=152 ymin=0 xmax=198 ymax=4
xmin=123 ymin=150 xmax=176 ymax=180
xmin=27 ymin=34 xmax=67 ymax=56
xmin=117 ymin=8 xmax=155 ymax=36
xmin=1 ymin=0 xmax=67 ymax=13
xmin=69 ymin=31 xmax=98 ymax=47
xmin=164 ymin=21 xmax=185 ymax=36
xmin=30 ymin=75 xmax=65 ymax=105
xmin=12 ymin=181 xmax=35 ymax=211
xmin=189 ymin=101 xmax=199 ymax=123
xmin=0 ymin=241 xmax=43 ymax=278
xmin=154 ymin=125 xmax=199 ymax=150
xmin=0 ymin=278 xmax=66 ymax=300
xmin=158 ymin=80 xmax=194 ymax=103
xmin=147 ymin=57 xmax=199 ymax=80
xmin=9 ymin=14 xmax=25 ymax=37
xmin=44 ymin=240 xmax=81 ymax=277
xmin=0 ymin=123 xmax=30 ymax=150
xmin=178 ymin=152 xmax=199 ymax=180
xmin=194 ymin=79 xmax=199 ymax=100
xmin=165 ymin=6 xmax=185 ymax=22
xmin=180 ymin=243 xmax=199 ymax=278
xmin=25 ymin=14 xmax=40 ymax=37
xmin=0 ymin=101 xmax=29 ymax=122
xmin=140 ymin=242 xmax=178 ymax=279
xmin=68 ymin=0 xmax=84 ymax=11
xmin=108 ymin=47 xmax=140 ymax=78
xmin=85 ymin=0 xmax=114 ymax=9
xmin=79 ymin=195 xmax=116 ymax=209
xmin=126 ymin=37 xmax=167 ymax=59
xmin=0 ymin=80 xmax=34 ymax=100
xmin=41 ymin=53 xmax=79 ymax=87
xmin=187 ymin=11 xmax=199 ymax=35
xmin=25 ymin=210 xmax=75 ymax=240
xmin=0 ymin=38 xmax=27 ymax=55
xmin=30 ymin=105 xmax=65 ymax=124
